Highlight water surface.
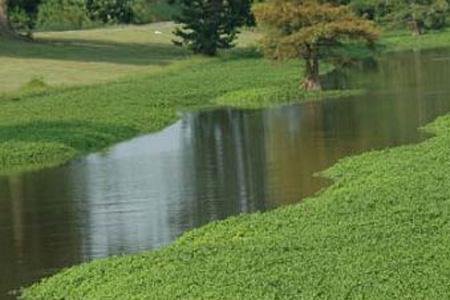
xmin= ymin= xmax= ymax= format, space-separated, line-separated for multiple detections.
xmin=2 ymin=49 xmax=450 ymax=299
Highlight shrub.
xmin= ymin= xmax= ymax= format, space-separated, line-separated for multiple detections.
xmin=36 ymin=0 xmax=93 ymax=31
xmin=85 ymin=0 xmax=134 ymax=24
xmin=131 ymin=0 xmax=180 ymax=24
xmin=21 ymin=77 xmax=49 ymax=92
xmin=7 ymin=0 xmax=41 ymax=31
xmin=351 ymin=0 xmax=393 ymax=21
xmin=424 ymin=0 xmax=449 ymax=30
xmin=8 ymin=6 xmax=33 ymax=34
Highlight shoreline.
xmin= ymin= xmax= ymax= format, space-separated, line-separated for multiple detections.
xmin=5 ymin=25 xmax=450 ymax=299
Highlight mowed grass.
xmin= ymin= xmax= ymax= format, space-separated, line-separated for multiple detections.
xmin=0 ymin=22 xmax=190 ymax=93
xmin=21 ymin=110 xmax=450 ymax=300
xmin=0 ymin=22 xmax=263 ymax=94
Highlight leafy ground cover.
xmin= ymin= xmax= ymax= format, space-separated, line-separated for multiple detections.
xmin=21 ymin=107 xmax=450 ymax=300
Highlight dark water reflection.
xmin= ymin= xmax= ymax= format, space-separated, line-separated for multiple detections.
xmin=2 ymin=49 xmax=450 ymax=299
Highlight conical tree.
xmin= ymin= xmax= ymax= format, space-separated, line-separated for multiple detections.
xmin=254 ymin=0 xmax=379 ymax=90
xmin=173 ymin=0 xmax=254 ymax=56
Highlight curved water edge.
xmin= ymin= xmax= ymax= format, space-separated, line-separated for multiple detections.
xmin=3 ymin=48 xmax=450 ymax=299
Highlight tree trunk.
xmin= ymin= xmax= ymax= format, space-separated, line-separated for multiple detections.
xmin=202 ymin=0 xmax=222 ymax=56
xmin=0 ymin=0 xmax=13 ymax=37
xmin=410 ymin=14 xmax=424 ymax=36
xmin=303 ymin=56 xmax=322 ymax=91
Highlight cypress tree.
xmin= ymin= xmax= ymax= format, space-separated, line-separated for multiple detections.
xmin=254 ymin=0 xmax=379 ymax=90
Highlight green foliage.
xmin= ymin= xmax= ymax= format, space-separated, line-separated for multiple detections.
xmin=173 ymin=0 xmax=255 ymax=55
xmin=254 ymin=0 xmax=379 ymax=90
xmin=36 ymin=0 xmax=94 ymax=31
xmin=423 ymin=0 xmax=449 ymax=29
xmin=388 ymin=0 xmax=449 ymax=33
xmin=20 ymin=77 xmax=50 ymax=93
xmin=0 ymin=142 xmax=76 ymax=173
xmin=351 ymin=0 xmax=391 ymax=21
xmin=21 ymin=106 xmax=450 ymax=299
xmin=7 ymin=0 xmax=41 ymax=31
xmin=8 ymin=0 xmax=179 ymax=31
xmin=7 ymin=6 xmax=33 ymax=33
xmin=7 ymin=0 xmax=41 ymax=17
xmin=85 ymin=0 xmax=134 ymax=23
xmin=131 ymin=0 xmax=180 ymax=23
xmin=354 ymin=0 xmax=450 ymax=33
xmin=214 ymin=86 xmax=363 ymax=109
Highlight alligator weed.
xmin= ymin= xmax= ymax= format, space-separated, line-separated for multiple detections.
xmin=21 ymin=114 xmax=450 ymax=299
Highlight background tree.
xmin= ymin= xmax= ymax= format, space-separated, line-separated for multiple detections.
xmin=254 ymin=0 xmax=379 ymax=90
xmin=172 ymin=0 xmax=254 ymax=56
xmin=387 ymin=0 xmax=448 ymax=35
xmin=7 ymin=0 xmax=41 ymax=35
xmin=350 ymin=0 xmax=448 ymax=35
xmin=351 ymin=0 xmax=391 ymax=21
xmin=85 ymin=0 xmax=134 ymax=23
xmin=0 ymin=0 xmax=12 ymax=35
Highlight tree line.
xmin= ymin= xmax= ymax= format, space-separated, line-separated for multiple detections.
xmin=1 ymin=0 xmax=448 ymax=40
xmin=1 ymin=0 xmax=178 ymax=33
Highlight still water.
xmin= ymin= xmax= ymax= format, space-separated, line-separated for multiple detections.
xmin=2 ymin=49 xmax=450 ymax=299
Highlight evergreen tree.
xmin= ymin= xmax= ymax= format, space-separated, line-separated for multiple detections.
xmin=172 ymin=0 xmax=254 ymax=56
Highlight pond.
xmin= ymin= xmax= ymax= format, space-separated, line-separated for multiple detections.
xmin=2 ymin=48 xmax=450 ymax=299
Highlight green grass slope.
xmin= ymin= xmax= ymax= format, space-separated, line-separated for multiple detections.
xmin=0 ymin=23 xmax=190 ymax=94
xmin=22 ymin=112 xmax=450 ymax=300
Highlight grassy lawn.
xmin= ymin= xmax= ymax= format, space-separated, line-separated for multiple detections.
xmin=0 ymin=22 xmax=262 ymax=94
xmin=0 ymin=22 xmax=189 ymax=94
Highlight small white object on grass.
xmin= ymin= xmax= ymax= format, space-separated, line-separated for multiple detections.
xmin=154 ymin=31 xmax=163 ymax=35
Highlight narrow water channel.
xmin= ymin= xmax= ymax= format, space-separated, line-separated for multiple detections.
xmin=2 ymin=49 xmax=450 ymax=299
